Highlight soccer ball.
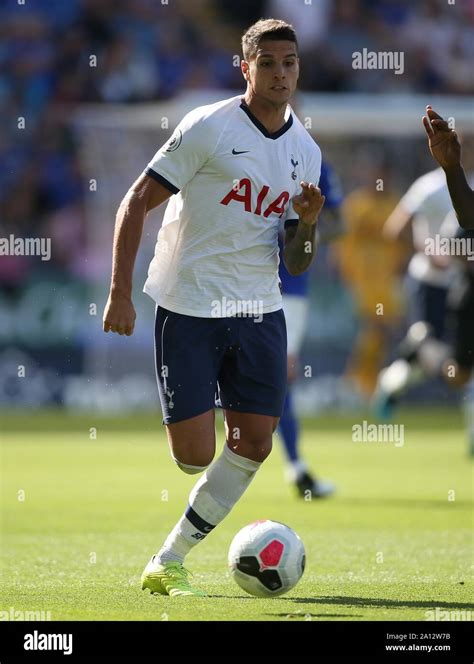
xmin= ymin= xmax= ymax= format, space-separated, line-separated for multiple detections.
xmin=228 ymin=520 xmax=305 ymax=598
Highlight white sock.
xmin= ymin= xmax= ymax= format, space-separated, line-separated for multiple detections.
xmin=155 ymin=444 xmax=261 ymax=564
xmin=379 ymin=359 xmax=424 ymax=396
xmin=417 ymin=339 xmax=450 ymax=376
xmin=285 ymin=459 xmax=308 ymax=482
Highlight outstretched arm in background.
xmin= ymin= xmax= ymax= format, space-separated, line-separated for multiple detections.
xmin=423 ymin=105 xmax=474 ymax=230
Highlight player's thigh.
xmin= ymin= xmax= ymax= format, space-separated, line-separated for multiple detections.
xmin=218 ymin=309 xmax=287 ymax=420
xmin=406 ymin=278 xmax=447 ymax=339
xmin=165 ymin=409 xmax=216 ymax=467
xmin=154 ymin=305 xmax=221 ymax=424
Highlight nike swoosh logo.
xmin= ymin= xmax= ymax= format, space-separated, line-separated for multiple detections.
xmin=232 ymin=149 xmax=250 ymax=155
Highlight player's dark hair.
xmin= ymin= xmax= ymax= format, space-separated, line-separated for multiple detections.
xmin=241 ymin=19 xmax=298 ymax=61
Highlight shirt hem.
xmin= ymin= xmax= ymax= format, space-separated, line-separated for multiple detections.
xmin=143 ymin=286 xmax=282 ymax=317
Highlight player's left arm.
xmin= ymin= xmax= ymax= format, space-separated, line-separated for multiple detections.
xmin=423 ymin=105 xmax=474 ymax=230
xmin=283 ymin=182 xmax=325 ymax=276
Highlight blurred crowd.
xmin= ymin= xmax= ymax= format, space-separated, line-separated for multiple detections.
xmin=1 ymin=0 xmax=473 ymax=283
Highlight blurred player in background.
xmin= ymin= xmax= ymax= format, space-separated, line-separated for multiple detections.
xmin=372 ymin=164 xmax=455 ymax=418
xmin=423 ymin=105 xmax=474 ymax=452
xmin=103 ymin=19 xmax=325 ymax=597
xmin=374 ymin=120 xmax=474 ymax=417
xmin=423 ymin=106 xmax=474 ymax=230
xmin=278 ymin=160 xmax=344 ymax=498
xmin=386 ymin=211 xmax=474 ymax=446
xmin=334 ymin=162 xmax=407 ymax=398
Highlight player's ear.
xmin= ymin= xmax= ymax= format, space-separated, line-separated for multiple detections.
xmin=241 ymin=59 xmax=250 ymax=82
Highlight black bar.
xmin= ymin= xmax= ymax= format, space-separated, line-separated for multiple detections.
xmin=0 ymin=620 xmax=472 ymax=661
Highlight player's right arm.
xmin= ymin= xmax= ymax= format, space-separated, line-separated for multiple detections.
xmin=103 ymin=174 xmax=172 ymax=336
xmin=423 ymin=105 xmax=474 ymax=230
xmin=383 ymin=203 xmax=414 ymax=245
xmin=103 ymin=106 xmax=224 ymax=335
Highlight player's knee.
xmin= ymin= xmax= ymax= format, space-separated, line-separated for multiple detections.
xmin=172 ymin=455 xmax=212 ymax=474
xmin=248 ymin=436 xmax=273 ymax=463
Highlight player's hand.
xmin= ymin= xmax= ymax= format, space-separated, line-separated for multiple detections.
xmin=292 ymin=181 xmax=325 ymax=226
xmin=103 ymin=292 xmax=136 ymax=336
xmin=422 ymin=105 xmax=461 ymax=171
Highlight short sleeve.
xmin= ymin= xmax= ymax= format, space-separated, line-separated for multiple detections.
xmin=307 ymin=142 xmax=322 ymax=190
xmin=399 ymin=178 xmax=427 ymax=216
xmin=145 ymin=110 xmax=215 ymax=193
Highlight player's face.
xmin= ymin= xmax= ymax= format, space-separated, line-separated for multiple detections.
xmin=245 ymin=40 xmax=299 ymax=106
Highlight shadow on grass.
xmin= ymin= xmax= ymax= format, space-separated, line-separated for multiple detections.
xmin=206 ymin=594 xmax=255 ymax=599
xmin=332 ymin=497 xmax=472 ymax=510
xmin=285 ymin=596 xmax=474 ymax=610
xmin=264 ymin=612 xmax=364 ymax=619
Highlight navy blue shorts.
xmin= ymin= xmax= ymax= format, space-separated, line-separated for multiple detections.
xmin=450 ymin=272 xmax=474 ymax=370
xmin=406 ymin=276 xmax=448 ymax=340
xmin=154 ymin=306 xmax=287 ymax=424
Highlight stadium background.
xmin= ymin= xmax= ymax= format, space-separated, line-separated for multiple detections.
xmin=1 ymin=0 xmax=473 ymax=416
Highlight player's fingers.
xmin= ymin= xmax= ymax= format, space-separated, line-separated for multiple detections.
xmin=124 ymin=324 xmax=134 ymax=336
xmin=296 ymin=188 xmax=311 ymax=204
xmin=303 ymin=182 xmax=318 ymax=197
xmin=422 ymin=115 xmax=434 ymax=137
xmin=310 ymin=185 xmax=323 ymax=201
xmin=295 ymin=199 xmax=309 ymax=209
xmin=104 ymin=317 xmax=121 ymax=333
xmin=105 ymin=321 xmax=126 ymax=335
xmin=426 ymin=106 xmax=444 ymax=121
xmin=431 ymin=119 xmax=451 ymax=132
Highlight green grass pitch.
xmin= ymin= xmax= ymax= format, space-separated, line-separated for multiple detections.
xmin=1 ymin=408 xmax=472 ymax=622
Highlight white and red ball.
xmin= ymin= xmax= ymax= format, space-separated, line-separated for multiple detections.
xmin=228 ymin=520 xmax=306 ymax=597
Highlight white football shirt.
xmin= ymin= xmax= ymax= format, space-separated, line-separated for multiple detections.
xmin=401 ymin=168 xmax=456 ymax=287
xmin=143 ymin=95 xmax=322 ymax=317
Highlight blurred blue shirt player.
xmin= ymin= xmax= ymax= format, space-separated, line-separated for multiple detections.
xmin=278 ymin=161 xmax=345 ymax=498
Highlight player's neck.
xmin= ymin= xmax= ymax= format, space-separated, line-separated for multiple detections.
xmin=243 ymin=92 xmax=289 ymax=134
